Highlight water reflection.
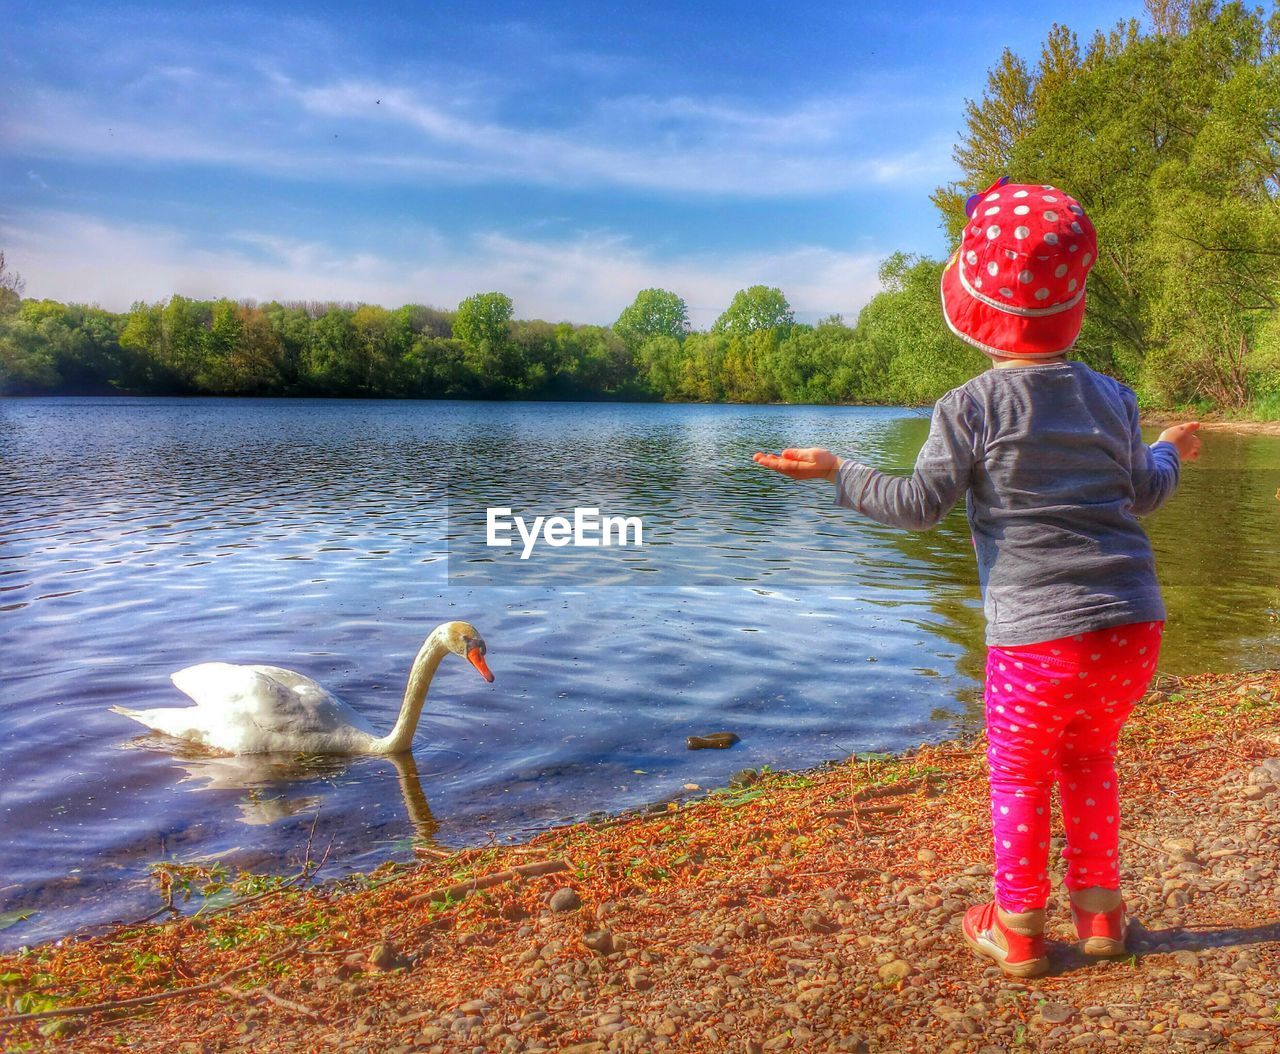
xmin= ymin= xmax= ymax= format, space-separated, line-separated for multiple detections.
xmin=131 ymin=741 xmax=439 ymax=838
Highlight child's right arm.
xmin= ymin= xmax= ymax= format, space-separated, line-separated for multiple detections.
xmin=754 ymin=389 xmax=980 ymax=531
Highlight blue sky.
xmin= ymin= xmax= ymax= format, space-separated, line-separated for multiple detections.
xmin=2 ymin=1 xmax=1141 ymax=326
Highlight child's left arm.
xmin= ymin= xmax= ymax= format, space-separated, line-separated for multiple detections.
xmin=754 ymin=390 xmax=981 ymax=531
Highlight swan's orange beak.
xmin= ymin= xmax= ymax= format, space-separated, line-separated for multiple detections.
xmin=467 ymin=647 xmax=495 ymax=683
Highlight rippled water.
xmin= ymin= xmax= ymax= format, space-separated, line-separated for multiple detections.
xmin=1 ymin=397 xmax=1276 ymax=946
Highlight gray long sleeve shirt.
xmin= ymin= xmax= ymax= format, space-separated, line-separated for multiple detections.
xmin=833 ymin=361 xmax=1181 ymax=646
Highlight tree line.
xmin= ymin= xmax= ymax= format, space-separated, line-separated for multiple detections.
xmin=2 ymin=0 xmax=1277 ymax=411
xmin=0 ymin=268 xmax=969 ymax=405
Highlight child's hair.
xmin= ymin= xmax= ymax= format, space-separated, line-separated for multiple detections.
xmin=940 ymin=178 xmax=1098 ymax=360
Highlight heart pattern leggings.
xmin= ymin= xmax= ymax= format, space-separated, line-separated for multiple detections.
xmin=983 ymin=620 xmax=1164 ymax=913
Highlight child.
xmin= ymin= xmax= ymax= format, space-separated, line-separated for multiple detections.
xmin=753 ymin=179 xmax=1201 ymax=978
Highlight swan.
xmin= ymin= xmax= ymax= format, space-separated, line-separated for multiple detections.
xmin=110 ymin=621 xmax=494 ymax=756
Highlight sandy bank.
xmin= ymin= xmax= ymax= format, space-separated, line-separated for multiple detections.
xmin=1140 ymin=418 xmax=1280 ymax=437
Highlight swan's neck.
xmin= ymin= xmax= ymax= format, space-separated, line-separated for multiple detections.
xmin=370 ymin=633 xmax=449 ymax=754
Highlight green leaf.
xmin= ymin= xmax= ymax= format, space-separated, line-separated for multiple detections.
xmin=720 ymin=789 xmax=765 ymax=807
xmin=0 ymin=909 xmax=36 ymax=931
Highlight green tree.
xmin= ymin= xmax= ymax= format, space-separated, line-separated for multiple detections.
xmin=769 ymin=318 xmax=864 ymax=403
xmin=853 ymin=254 xmax=982 ymax=405
xmin=722 ymin=329 xmax=782 ymax=402
xmin=212 ymin=304 xmax=286 ymax=395
xmin=634 ymin=335 xmax=685 ymax=398
xmin=0 ymin=300 xmax=62 ymax=392
xmin=679 ymin=332 xmax=729 ymax=401
xmin=550 ymin=323 xmax=632 ymax=396
xmin=711 ymin=286 xmax=794 ymax=338
xmin=352 ymin=304 xmax=415 ymax=394
xmin=405 ymin=335 xmax=469 ymax=396
xmin=304 ymin=309 xmax=361 ymax=394
xmin=613 ymin=288 xmax=689 ymax=348
xmin=197 ymin=299 xmax=244 ymax=392
xmin=119 ymin=302 xmax=176 ymax=391
xmin=453 ymin=292 xmax=514 ymax=349
xmin=262 ymin=302 xmax=314 ymax=390
xmin=454 ymin=292 xmax=517 ymax=394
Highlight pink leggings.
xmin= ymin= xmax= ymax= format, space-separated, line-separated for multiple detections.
xmin=984 ymin=620 xmax=1164 ymax=913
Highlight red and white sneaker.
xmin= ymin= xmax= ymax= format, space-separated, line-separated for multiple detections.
xmin=962 ymin=901 xmax=1049 ymax=977
xmin=1070 ymin=890 xmax=1128 ymax=956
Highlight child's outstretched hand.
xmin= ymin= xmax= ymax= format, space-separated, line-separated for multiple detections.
xmin=1157 ymin=421 xmax=1202 ymax=462
xmin=752 ymin=447 xmax=843 ymax=481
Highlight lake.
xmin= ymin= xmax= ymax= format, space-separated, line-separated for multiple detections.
xmin=1 ymin=397 xmax=1277 ymax=947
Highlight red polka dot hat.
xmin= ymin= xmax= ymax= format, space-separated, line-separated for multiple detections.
xmin=940 ymin=177 xmax=1098 ymax=359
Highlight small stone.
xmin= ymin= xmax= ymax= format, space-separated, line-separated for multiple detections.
xmin=801 ymin=908 xmax=835 ymax=934
xmin=1241 ymin=786 xmax=1267 ymax=801
xmin=916 ymin=848 xmax=937 ymax=863
xmin=687 ymin=731 xmax=740 ymax=750
xmin=582 ymin=930 xmax=615 ymax=954
xmin=1249 ymin=758 xmax=1280 ymax=785
xmin=656 ymin=1018 xmax=678 ymax=1037
xmin=1227 ymin=1031 xmax=1271 ymax=1048
xmin=368 ymin=941 xmax=410 ymax=971
xmin=549 ymin=888 xmax=582 ymax=912
xmin=1039 ymin=1003 xmax=1076 ymax=1024
xmin=877 ymin=959 xmax=913 ymax=982
xmin=1176 ymin=1013 xmax=1210 ymax=1030
xmin=626 ymin=968 xmax=653 ymax=991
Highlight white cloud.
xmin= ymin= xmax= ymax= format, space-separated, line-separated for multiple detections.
xmin=290 ymin=79 xmax=944 ymax=195
xmin=1 ymin=211 xmax=884 ymax=327
xmin=5 ymin=61 xmax=949 ymax=198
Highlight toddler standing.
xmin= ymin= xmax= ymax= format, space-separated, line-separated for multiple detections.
xmin=754 ymin=179 xmax=1201 ymax=977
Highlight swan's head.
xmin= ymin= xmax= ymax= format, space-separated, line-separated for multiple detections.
xmin=440 ymin=621 xmax=494 ymax=683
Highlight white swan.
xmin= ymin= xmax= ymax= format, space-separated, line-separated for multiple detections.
xmin=110 ymin=621 xmax=493 ymax=756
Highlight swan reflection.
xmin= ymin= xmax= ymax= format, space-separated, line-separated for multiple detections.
xmin=125 ymin=739 xmax=440 ymax=839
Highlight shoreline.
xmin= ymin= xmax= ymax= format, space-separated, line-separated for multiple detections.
xmin=1140 ymin=419 xmax=1280 ymax=436
xmin=3 ymin=668 xmax=1279 ymax=1052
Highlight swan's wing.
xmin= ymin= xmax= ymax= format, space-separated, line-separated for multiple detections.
xmin=171 ymin=662 xmax=293 ymax=714
xmin=170 ymin=662 xmax=369 ymax=736
xmin=241 ymin=665 xmax=373 ymax=732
